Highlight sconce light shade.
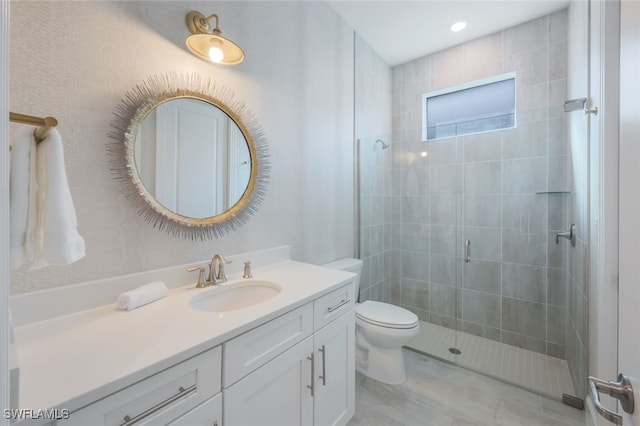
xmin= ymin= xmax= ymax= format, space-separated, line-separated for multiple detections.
xmin=185 ymin=11 xmax=245 ymax=65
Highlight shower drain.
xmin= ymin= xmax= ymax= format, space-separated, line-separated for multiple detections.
xmin=448 ymin=348 xmax=462 ymax=355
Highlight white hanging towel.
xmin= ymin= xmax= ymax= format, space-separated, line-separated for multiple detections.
xmin=28 ymin=128 xmax=85 ymax=269
xmin=9 ymin=127 xmax=37 ymax=269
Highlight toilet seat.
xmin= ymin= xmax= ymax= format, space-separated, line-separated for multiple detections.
xmin=356 ymin=301 xmax=419 ymax=329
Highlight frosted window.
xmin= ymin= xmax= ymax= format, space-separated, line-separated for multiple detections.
xmin=422 ymin=74 xmax=516 ymax=140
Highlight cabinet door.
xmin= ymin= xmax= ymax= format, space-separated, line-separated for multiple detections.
xmin=313 ymin=309 xmax=355 ymax=426
xmin=224 ymin=336 xmax=314 ymax=426
xmin=167 ymin=393 xmax=221 ymax=426
xmin=224 ymin=303 xmax=313 ymax=387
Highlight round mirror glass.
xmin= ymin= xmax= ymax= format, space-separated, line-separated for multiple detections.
xmin=134 ymin=98 xmax=251 ymax=219
xmin=109 ymin=73 xmax=269 ymax=240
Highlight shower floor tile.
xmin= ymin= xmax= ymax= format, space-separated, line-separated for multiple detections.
xmin=408 ymin=321 xmax=575 ymax=398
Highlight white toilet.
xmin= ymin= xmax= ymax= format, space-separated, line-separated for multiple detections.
xmin=323 ymin=258 xmax=420 ymax=385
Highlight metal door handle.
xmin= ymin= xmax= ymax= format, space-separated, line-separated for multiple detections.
xmin=327 ymin=299 xmax=350 ymax=313
xmin=556 ymin=224 xmax=577 ymax=247
xmin=120 ymin=385 xmax=196 ymax=425
xmin=464 ymin=240 xmax=471 ymax=263
xmin=319 ymin=345 xmax=326 ymax=386
xmin=307 ymin=353 xmax=315 ymax=397
xmin=588 ymin=374 xmax=635 ymax=425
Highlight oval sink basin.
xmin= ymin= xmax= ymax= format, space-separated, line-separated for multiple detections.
xmin=189 ymin=280 xmax=281 ymax=312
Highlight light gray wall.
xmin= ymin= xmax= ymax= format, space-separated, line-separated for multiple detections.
xmin=9 ymin=1 xmax=355 ymax=294
xmin=391 ymin=9 xmax=570 ymax=359
xmin=355 ymin=34 xmax=393 ymax=303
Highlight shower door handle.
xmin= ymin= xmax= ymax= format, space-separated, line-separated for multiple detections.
xmin=556 ymin=224 xmax=577 ymax=247
xmin=464 ymin=240 xmax=471 ymax=263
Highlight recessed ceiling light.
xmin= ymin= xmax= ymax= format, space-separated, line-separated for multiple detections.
xmin=451 ymin=21 xmax=467 ymax=32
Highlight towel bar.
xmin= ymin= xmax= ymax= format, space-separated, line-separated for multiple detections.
xmin=8 ymin=112 xmax=58 ymax=148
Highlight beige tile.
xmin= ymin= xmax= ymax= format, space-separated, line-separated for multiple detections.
xmin=542 ymin=398 xmax=586 ymax=426
xmin=348 ymin=400 xmax=405 ymax=426
xmin=349 ymin=348 xmax=585 ymax=426
xmin=355 ymin=376 xmax=455 ymax=425
xmin=494 ymin=400 xmax=579 ymax=426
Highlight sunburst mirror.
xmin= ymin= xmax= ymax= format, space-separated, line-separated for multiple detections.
xmin=109 ymin=73 xmax=270 ymax=240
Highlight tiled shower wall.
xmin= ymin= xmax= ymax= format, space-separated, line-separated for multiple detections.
xmin=355 ymin=34 xmax=393 ymax=302
xmin=390 ymin=10 xmax=571 ymax=358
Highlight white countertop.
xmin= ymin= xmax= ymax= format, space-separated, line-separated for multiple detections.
xmin=14 ymin=260 xmax=355 ymax=413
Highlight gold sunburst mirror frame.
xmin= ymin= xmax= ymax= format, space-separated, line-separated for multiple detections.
xmin=108 ymin=72 xmax=270 ymax=240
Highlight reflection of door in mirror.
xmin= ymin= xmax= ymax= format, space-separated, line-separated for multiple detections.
xmin=228 ymin=124 xmax=251 ymax=203
xmin=135 ymin=99 xmax=248 ymax=218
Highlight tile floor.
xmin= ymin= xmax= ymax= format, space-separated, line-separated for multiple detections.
xmin=409 ymin=320 xmax=575 ymax=398
xmin=347 ymin=349 xmax=586 ymax=426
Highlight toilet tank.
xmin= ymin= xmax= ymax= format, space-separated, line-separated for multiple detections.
xmin=323 ymin=258 xmax=363 ymax=296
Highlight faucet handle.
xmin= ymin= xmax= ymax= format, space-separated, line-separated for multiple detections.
xmin=187 ymin=266 xmax=207 ymax=288
xmin=243 ymin=261 xmax=253 ymax=279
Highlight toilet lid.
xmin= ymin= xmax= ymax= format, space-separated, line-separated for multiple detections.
xmin=356 ymin=301 xmax=419 ymax=329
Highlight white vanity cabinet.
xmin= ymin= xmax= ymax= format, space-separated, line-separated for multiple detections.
xmin=58 ymin=346 xmax=222 ymax=426
xmin=46 ymin=279 xmax=354 ymax=426
xmin=224 ymin=336 xmax=315 ymax=425
xmin=166 ymin=393 xmax=222 ymax=425
xmin=312 ymin=308 xmax=355 ymax=426
xmin=224 ymin=283 xmax=355 ymax=426
xmin=312 ymin=282 xmax=356 ymax=426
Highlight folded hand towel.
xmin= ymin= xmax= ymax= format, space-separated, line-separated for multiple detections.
xmin=9 ymin=127 xmax=37 ymax=269
xmin=29 ymin=128 xmax=85 ymax=269
xmin=117 ymin=281 xmax=169 ymax=311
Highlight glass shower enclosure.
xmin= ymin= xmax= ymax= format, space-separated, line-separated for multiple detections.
xmin=355 ymin=6 xmax=589 ymax=402
xmin=358 ymin=117 xmax=586 ymax=400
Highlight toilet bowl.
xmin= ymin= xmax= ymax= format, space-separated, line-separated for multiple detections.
xmin=323 ymin=258 xmax=420 ymax=385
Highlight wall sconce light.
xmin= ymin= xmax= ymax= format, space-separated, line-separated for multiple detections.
xmin=185 ymin=11 xmax=245 ymax=65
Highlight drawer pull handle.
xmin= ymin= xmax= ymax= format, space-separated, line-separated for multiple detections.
xmin=319 ymin=345 xmax=327 ymax=386
xmin=307 ymin=353 xmax=315 ymax=397
xmin=327 ymin=299 xmax=350 ymax=313
xmin=120 ymin=384 xmax=197 ymax=426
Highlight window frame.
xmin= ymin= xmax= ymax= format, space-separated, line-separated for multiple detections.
xmin=421 ymin=71 xmax=517 ymax=141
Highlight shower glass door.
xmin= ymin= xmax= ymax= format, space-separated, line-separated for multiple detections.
xmin=399 ymin=134 xmax=462 ymax=365
xmin=451 ymin=6 xmax=589 ymax=402
xmin=454 ymin=122 xmax=572 ymax=397
xmin=357 ymin=132 xmax=460 ymax=365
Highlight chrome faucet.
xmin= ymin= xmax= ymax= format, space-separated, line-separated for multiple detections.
xmin=208 ymin=254 xmax=230 ymax=285
xmin=187 ymin=254 xmax=232 ymax=288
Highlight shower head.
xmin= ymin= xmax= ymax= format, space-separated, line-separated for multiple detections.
xmin=375 ymin=139 xmax=390 ymax=150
